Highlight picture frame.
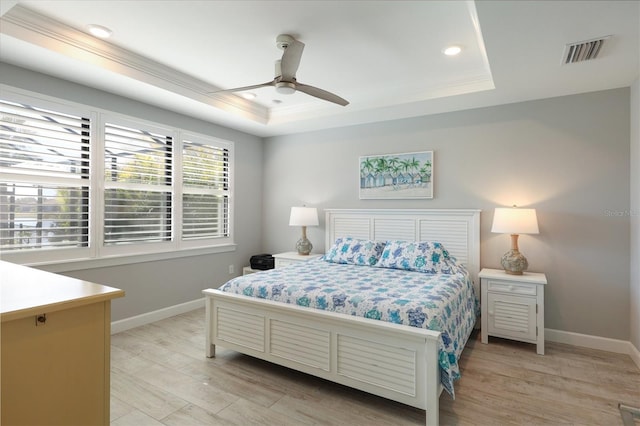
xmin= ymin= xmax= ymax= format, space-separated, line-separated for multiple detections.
xmin=359 ymin=151 xmax=433 ymax=199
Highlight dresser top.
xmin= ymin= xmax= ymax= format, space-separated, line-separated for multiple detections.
xmin=1 ymin=260 xmax=124 ymax=322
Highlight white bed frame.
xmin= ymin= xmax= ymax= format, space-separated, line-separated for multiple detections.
xmin=204 ymin=209 xmax=480 ymax=425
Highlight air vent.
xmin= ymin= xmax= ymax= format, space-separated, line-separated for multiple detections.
xmin=562 ymin=36 xmax=610 ymax=64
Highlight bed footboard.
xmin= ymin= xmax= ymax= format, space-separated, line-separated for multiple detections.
xmin=203 ymin=289 xmax=443 ymax=425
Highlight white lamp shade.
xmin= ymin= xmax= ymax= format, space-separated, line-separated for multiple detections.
xmin=491 ymin=207 xmax=539 ymax=234
xmin=289 ymin=207 xmax=319 ymax=227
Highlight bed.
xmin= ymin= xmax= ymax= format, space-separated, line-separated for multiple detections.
xmin=203 ymin=209 xmax=481 ymax=425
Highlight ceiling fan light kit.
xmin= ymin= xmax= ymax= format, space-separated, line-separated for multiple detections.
xmin=212 ymin=34 xmax=349 ymax=106
xmin=275 ymin=81 xmax=296 ymax=95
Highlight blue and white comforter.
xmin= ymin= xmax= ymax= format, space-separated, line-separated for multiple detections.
xmin=220 ymin=258 xmax=478 ymax=397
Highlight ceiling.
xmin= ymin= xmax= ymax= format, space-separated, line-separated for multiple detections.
xmin=0 ymin=1 xmax=638 ymax=137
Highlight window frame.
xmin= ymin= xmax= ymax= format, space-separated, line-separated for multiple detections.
xmin=179 ymin=131 xmax=233 ymax=250
xmin=0 ymin=86 xmax=235 ymax=270
xmin=97 ymin=114 xmax=179 ymax=258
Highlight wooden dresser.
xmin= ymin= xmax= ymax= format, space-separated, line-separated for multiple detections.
xmin=0 ymin=260 xmax=124 ymax=426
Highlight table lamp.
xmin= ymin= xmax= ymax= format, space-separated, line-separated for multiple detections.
xmin=491 ymin=206 xmax=539 ymax=275
xmin=289 ymin=206 xmax=319 ymax=255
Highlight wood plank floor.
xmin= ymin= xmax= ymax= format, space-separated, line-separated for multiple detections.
xmin=110 ymin=308 xmax=639 ymax=425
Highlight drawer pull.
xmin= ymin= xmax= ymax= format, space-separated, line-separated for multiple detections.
xmin=35 ymin=314 xmax=47 ymax=326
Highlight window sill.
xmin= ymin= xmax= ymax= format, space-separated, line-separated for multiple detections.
xmin=22 ymin=244 xmax=237 ymax=274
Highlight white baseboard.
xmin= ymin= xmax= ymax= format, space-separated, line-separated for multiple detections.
xmin=110 ymin=303 xmax=640 ymax=371
xmin=111 ymin=298 xmax=205 ymax=334
xmin=629 ymin=342 xmax=640 ymax=370
xmin=546 ymin=328 xmax=640 ymax=370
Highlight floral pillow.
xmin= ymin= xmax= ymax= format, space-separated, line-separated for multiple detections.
xmin=324 ymin=237 xmax=386 ymax=266
xmin=375 ymin=240 xmax=459 ymax=274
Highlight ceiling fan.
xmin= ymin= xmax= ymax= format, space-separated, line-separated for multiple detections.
xmin=211 ymin=34 xmax=349 ymax=106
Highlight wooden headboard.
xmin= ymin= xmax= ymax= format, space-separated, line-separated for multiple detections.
xmin=325 ymin=209 xmax=481 ymax=294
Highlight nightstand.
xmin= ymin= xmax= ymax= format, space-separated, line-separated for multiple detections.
xmin=273 ymin=252 xmax=323 ymax=268
xmin=480 ymin=268 xmax=547 ymax=355
xmin=242 ymin=266 xmax=260 ymax=275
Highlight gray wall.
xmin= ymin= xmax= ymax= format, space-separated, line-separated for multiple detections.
xmin=0 ymin=62 xmax=264 ymax=321
xmin=1 ymin=61 xmax=634 ymax=342
xmin=631 ymin=78 xmax=639 ymax=351
xmin=263 ymin=89 xmax=631 ymax=340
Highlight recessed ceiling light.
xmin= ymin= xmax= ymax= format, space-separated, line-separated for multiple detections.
xmin=87 ymin=24 xmax=112 ymax=39
xmin=241 ymin=92 xmax=257 ymax=100
xmin=443 ymin=45 xmax=462 ymax=56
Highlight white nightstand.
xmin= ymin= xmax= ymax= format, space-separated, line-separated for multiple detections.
xmin=480 ymin=268 xmax=547 ymax=355
xmin=242 ymin=266 xmax=260 ymax=275
xmin=273 ymin=252 xmax=323 ymax=268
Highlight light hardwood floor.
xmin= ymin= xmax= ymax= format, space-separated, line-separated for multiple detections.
xmin=111 ymin=308 xmax=639 ymax=425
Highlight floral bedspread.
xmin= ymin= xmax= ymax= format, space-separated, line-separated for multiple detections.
xmin=219 ymin=258 xmax=478 ymax=397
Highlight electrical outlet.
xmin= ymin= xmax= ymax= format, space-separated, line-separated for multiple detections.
xmin=228 ymin=264 xmax=234 ymax=274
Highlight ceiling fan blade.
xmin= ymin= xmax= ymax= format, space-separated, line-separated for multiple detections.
xmin=209 ymin=80 xmax=275 ymax=94
xmin=280 ymin=40 xmax=304 ymax=81
xmin=294 ymin=82 xmax=349 ymax=106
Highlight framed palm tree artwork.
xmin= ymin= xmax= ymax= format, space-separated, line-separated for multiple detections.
xmin=359 ymin=151 xmax=433 ymax=199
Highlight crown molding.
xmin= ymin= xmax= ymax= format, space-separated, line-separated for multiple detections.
xmin=1 ymin=5 xmax=494 ymax=128
xmin=0 ymin=4 xmax=269 ymax=124
xmin=0 ymin=1 xmax=18 ymax=17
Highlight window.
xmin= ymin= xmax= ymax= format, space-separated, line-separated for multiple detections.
xmin=182 ymin=137 xmax=230 ymax=241
xmin=104 ymin=121 xmax=173 ymax=246
xmin=0 ymin=99 xmax=90 ymax=254
xmin=0 ymin=90 xmax=234 ymax=266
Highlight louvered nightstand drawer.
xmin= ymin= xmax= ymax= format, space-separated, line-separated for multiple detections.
xmin=486 ymin=280 xmax=537 ymax=296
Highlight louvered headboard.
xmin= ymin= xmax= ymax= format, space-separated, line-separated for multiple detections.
xmin=325 ymin=209 xmax=481 ymax=294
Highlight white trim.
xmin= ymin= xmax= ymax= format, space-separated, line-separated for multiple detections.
xmin=630 ymin=343 xmax=640 ymax=371
xmin=22 ymin=243 xmax=236 ymax=273
xmin=1 ymin=85 xmax=237 ymax=270
xmin=111 ymin=298 xmax=205 ymax=334
xmin=546 ymin=328 xmax=640 ymax=370
xmin=1 ymin=4 xmax=267 ymax=123
xmin=0 ymin=1 xmax=18 ymax=16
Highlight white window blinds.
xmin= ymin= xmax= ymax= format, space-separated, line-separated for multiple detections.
xmin=1 ymin=89 xmax=235 ymax=265
xmin=104 ymin=122 xmax=172 ymax=245
xmin=182 ymin=138 xmax=230 ymax=240
xmin=0 ymin=99 xmax=90 ymax=251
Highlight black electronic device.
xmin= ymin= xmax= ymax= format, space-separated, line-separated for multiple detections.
xmin=250 ymin=254 xmax=274 ymax=270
